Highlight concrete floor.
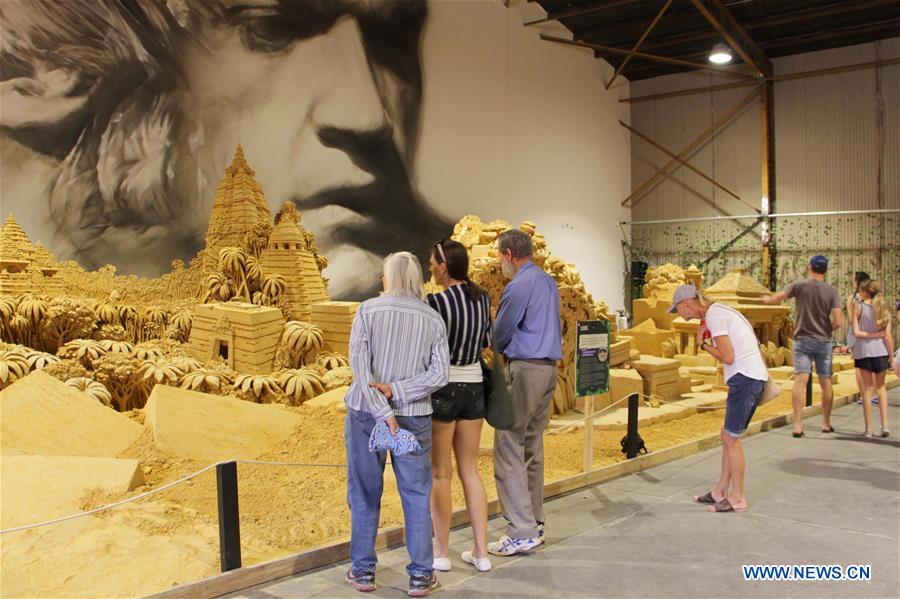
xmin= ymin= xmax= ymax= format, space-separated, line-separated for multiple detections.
xmin=227 ymin=388 xmax=899 ymax=599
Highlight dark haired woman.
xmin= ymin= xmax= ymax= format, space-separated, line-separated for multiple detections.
xmin=426 ymin=239 xmax=492 ymax=573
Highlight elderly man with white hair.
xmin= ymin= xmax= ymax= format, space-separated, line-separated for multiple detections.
xmin=343 ymin=251 xmax=449 ymax=597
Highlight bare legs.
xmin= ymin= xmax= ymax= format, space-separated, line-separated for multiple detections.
xmin=791 ymin=373 xmax=809 ymax=435
xmin=430 ymin=418 xmax=489 ymax=560
xmin=791 ymin=372 xmax=833 ymax=434
xmin=707 ymin=430 xmax=747 ymax=511
xmin=430 ymin=420 xmax=455 ymax=560
xmin=859 ymin=369 xmax=889 ymax=434
xmin=819 ymin=376 xmax=834 ymax=431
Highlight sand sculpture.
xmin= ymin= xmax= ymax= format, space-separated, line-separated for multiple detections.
xmin=703 ymin=268 xmax=792 ymax=348
xmin=187 ymin=302 xmax=283 ymax=374
xmin=436 ymin=215 xmax=621 ymax=416
xmin=632 ymin=262 xmax=689 ymax=330
xmin=0 ymin=146 xmax=350 ymax=413
xmin=0 ymin=216 xmax=63 ymax=297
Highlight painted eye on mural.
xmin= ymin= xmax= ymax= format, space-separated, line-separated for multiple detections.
xmin=228 ymin=6 xmax=344 ymax=54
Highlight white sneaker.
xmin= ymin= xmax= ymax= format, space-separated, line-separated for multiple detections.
xmin=432 ymin=557 xmax=451 ymax=571
xmin=461 ymin=550 xmax=492 ymax=572
xmin=487 ymin=535 xmax=541 ymax=556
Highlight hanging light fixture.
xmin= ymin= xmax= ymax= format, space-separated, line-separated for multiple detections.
xmin=708 ymin=43 xmax=733 ymax=64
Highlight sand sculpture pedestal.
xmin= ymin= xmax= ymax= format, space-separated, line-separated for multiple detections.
xmin=632 ymin=355 xmax=682 ymax=402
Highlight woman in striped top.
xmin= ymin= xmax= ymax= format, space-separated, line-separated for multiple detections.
xmin=426 ymin=239 xmax=492 ymax=573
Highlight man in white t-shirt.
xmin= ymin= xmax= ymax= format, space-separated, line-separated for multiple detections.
xmin=669 ymin=285 xmax=768 ymax=513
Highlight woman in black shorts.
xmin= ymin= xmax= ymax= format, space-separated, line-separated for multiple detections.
xmin=850 ymin=280 xmax=894 ymax=437
xmin=426 ymin=239 xmax=492 ymax=572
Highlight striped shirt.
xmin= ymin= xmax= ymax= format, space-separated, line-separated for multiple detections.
xmin=345 ymin=294 xmax=450 ymax=421
xmin=427 ymin=284 xmax=492 ymax=366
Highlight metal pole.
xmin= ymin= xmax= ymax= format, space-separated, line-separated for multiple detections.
xmin=606 ymin=0 xmax=674 ymax=90
xmin=626 ymin=393 xmax=641 ymax=459
xmin=540 ymin=34 xmax=756 ymax=80
xmin=216 ymin=461 xmax=242 ymax=572
xmin=619 ymin=208 xmax=900 ymax=226
xmin=622 ymin=87 xmax=762 ymax=208
xmin=583 ymin=395 xmax=595 ymax=472
xmin=619 ymin=58 xmax=900 ymax=104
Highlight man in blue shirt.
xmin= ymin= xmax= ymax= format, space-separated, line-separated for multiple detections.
xmin=488 ymin=229 xmax=562 ymax=557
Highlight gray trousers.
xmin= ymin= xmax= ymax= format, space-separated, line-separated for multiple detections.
xmin=493 ymin=359 xmax=557 ymax=539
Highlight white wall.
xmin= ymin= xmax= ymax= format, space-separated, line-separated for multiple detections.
xmin=417 ymin=0 xmax=632 ymax=311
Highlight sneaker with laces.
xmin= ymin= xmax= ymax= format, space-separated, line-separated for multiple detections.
xmin=461 ymin=549 xmax=492 ymax=571
xmin=432 ymin=556 xmax=451 ymax=571
xmin=487 ymin=535 xmax=541 ymax=556
xmin=345 ymin=568 xmax=376 ymax=592
xmin=537 ymin=521 xmax=545 ymax=544
xmin=408 ymin=573 xmax=438 ymax=597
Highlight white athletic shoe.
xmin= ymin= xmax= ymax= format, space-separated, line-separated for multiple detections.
xmin=432 ymin=557 xmax=451 ymax=571
xmin=461 ymin=550 xmax=492 ymax=572
xmin=487 ymin=535 xmax=541 ymax=556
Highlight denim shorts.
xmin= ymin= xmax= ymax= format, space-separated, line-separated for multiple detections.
xmin=723 ymin=373 xmax=765 ymax=437
xmin=431 ymin=382 xmax=485 ymax=422
xmin=793 ymin=338 xmax=833 ymax=377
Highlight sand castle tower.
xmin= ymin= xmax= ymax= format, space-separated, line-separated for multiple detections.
xmin=31 ymin=242 xmax=63 ymax=296
xmin=203 ymin=145 xmax=272 ymax=270
xmin=260 ymin=203 xmax=328 ymax=321
xmin=0 ymin=215 xmax=65 ymax=297
xmin=0 ymin=215 xmax=37 ymax=296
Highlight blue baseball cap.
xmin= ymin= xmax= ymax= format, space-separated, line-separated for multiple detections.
xmin=810 ymin=255 xmax=828 ymax=271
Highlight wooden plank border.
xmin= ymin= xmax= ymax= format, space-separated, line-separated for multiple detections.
xmin=150 ymin=383 xmax=894 ymax=599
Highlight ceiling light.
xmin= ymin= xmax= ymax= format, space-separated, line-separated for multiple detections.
xmin=708 ymin=43 xmax=733 ymax=64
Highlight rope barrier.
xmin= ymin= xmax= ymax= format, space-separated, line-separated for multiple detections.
xmin=549 ymin=390 xmax=727 ymax=437
xmin=547 ymin=394 xmax=631 ymax=435
xmin=0 ymin=459 xmax=346 ymax=535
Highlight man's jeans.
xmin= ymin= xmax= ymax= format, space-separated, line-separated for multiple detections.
xmin=345 ymin=409 xmax=434 ymax=578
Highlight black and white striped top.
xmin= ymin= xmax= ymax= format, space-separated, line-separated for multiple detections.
xmin=427 ymin=284 xmax=492 ymax=366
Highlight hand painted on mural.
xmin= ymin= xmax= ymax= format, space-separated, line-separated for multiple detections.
xmin=0 ymin=0 xmax=450 ymax=299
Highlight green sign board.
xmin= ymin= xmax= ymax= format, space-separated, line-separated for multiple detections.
xmin=575 ymin=320 xmax=610 ymax=397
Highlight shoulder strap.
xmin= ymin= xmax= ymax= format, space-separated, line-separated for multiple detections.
xmin=709 ymin=302 xmax=758 ymax=338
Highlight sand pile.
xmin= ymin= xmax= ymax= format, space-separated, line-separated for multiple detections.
xmin=0 ymin=370 xmax=143 ymax=457
xmin=2 ymin=369 xmax=892 ymax=598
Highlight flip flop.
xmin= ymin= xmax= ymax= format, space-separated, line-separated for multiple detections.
xmin=792 ymin=431 xmax=805 ymax=438
xmin=822 ymin=427 xmax=835 ymax=433
xmin=694 ymin=491 xmax=719 ymax=504
xmin=709 ymin=498 xmax=746 ymax=513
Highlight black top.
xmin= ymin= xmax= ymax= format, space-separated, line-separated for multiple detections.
xmin=427 ymin=284 xmax=491 ymax=366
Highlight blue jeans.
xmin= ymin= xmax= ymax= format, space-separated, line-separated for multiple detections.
xmin=345 ymin=409 xmax=433 ymax=578
xmin=793 ymin=337 xmax=833 ymax=377
xmin=723 ymin=373 xmax=765 ymax=437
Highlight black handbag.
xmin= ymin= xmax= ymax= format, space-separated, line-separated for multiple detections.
xmin=483 ymin=352 xmax=514 ymax=430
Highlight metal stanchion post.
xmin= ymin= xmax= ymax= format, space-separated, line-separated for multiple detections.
xmin=625 ymin=393 xmax=641 ymax=459
xmin=216 ymin=461 xmax=242 ymax=572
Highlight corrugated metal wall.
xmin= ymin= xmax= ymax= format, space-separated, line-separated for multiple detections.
xmin=628 ymin=38 xmax=900 ymax=344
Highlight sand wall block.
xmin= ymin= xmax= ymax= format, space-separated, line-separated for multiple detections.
xmin=0 ymin=370 xmax=143 ymax=458
xmin=143 ymin=385 xmax=304 ymax=461
xmin=1 ymin=455 xmax=144 ymax=529
xmin=610 ymin=369 xmax=643 ymax=405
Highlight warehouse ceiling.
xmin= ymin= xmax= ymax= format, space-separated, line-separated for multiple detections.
xmin=530 ymin=0 xmax=900 ymax=80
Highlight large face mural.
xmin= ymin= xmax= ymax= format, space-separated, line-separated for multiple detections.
xmin=0 ymin=0 xmax=451 ymax=299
